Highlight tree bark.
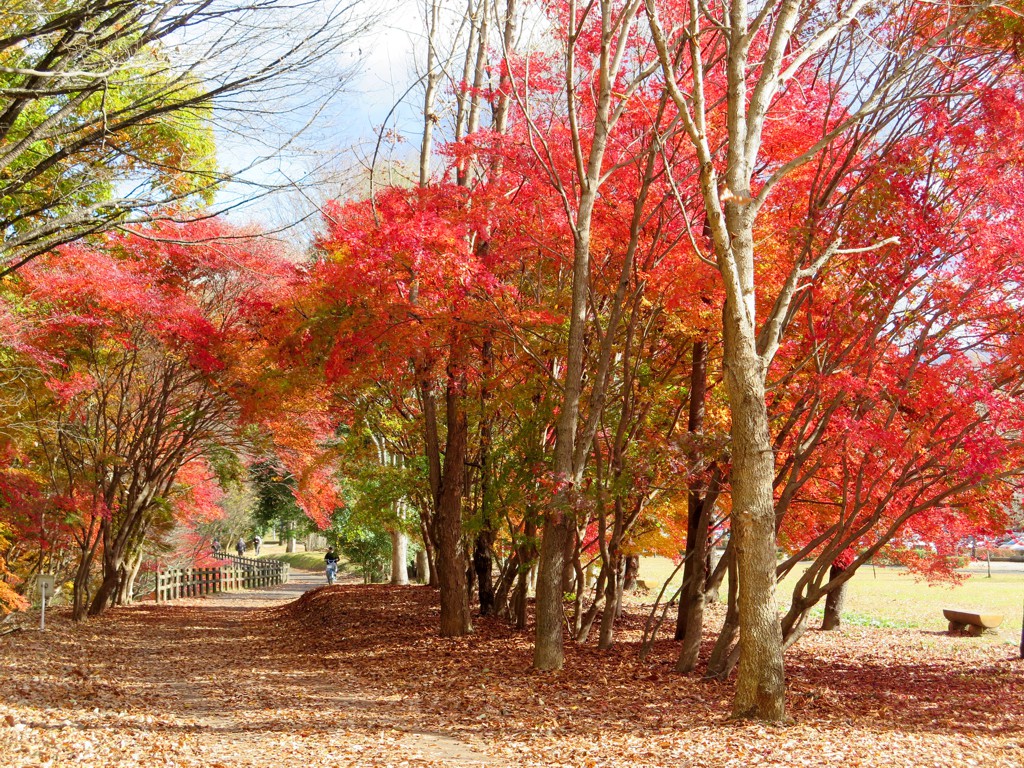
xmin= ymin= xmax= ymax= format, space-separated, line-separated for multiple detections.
xmin=622 ymin=554 xmax=640 ymax=592
xmin=416 ymin=548 xmax=430 ymax=585
xmin=820 ymin=564 xmax=847 ymax=631
xmin=598 ymin=553 xmax=621 ymax=649
xmin=532 ymin=0 xmax=643 ymax=670
xmin=474 ymin=529 xmax=495 ymax=615
xmin=677 ymin=498 xmax=710 ymax=673
xmin=576 ymin=562 xmax=608 ymax=642
xmin=705 ymin=543 xmax=727 ymax=603
xmin=390 ymin=530 xmax=409 ymax=585
xmin=706 ymin=548 xmax=739 ymax=680
xmin=434 ymin=362 xmax=471 ymax=637
xmin=89 ymin=565 xmax=120 ymax=616
xmin=72 ymin=552 xmax=93 ymax=621
xmin=723 ymin=303 xmax=785 ymax=720
xmin=676 ymin=338 xmax=709 ymax=640
xmin=534 ymin=513 xmax=572 ymax=667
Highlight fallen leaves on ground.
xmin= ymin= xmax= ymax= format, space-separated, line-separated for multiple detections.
xmin=0 ymin=580 xmax=1021 ymax=767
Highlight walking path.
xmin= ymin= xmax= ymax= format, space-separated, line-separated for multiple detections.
xmin=0 ymin=569 xmax=498 ymax=767
xmin=173 ymin=566 xmax=329 ymax=608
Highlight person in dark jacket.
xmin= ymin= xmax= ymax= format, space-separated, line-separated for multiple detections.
xmin=325 ymin=547 xmax=340 ymax=584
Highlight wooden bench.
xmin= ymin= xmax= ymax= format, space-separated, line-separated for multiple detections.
xmin=943 ymin=608 xmax=1004 ymax=636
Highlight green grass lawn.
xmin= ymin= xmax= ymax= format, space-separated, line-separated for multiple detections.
xmin=638 ymin=556 xmax=1024 ymax=645
xmin=263 ymin=549 xmax=328 ymax=571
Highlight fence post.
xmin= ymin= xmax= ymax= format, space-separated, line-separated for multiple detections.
xmin=154 ymin=555 xmax=288 ymax=603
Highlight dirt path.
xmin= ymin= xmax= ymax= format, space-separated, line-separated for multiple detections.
xmin=0 ymin=571 xmax=499 ymax=767
xmin=4 ymin=574 xmax=1022 ymax=767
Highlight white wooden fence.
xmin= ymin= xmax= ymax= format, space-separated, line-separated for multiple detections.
xmin=155 ymin=555 xmax=290 ymax=603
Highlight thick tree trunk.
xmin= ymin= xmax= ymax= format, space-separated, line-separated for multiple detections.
xmin=533 ymin=513 xmax=572 ymax=667
xmin=434 ymin=373 xmax=471 ymax=637
xmin=89 ymin=564 xmax=120 ymax=616
xmin=390 ymin=530 xmax=409 ymax=585
xmin=416 ymin=548 xmax=430 ymax=585
xmin=821 ymin=565 xmax=847 ymax=631
xmin=723 ymin=309 xmax=785 ymax=720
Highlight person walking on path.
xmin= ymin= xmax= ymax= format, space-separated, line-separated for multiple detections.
xmin=325 ymin=547 xmax=340 ymax=585
xmin=252 ymin=535 xmax=262 ymax=557
xmin=236 ymin=538 xmax=246 ymax=557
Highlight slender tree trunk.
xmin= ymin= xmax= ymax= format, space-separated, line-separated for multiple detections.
xmin=511 ymin=568 xmax=529 ymax=630
xmin=115 ymin=547 xmax=143 ymax=606
xmin=821 ymin=565 xmax=847 ymax=631
xmin=123 ymin=552 xmax=143 ymax=605
xmin=598 ymin=552 xmax=621 ymax=649
xmin=390 ymin=530 xmax=409 ymax=585
xmin=474 ymin=529 xmax=495 ymax=615
xmin=419 ymin=518 xmax=439 ymax=587
xmin=503 ymin=517 xmax=536 ymax=628
xmin=466 ymin=558 xmax=476 ymax=604
xmin=706 ymin=549 xmax=739 ymax=680
xmin=569 ymin=542 xmax=585 ymax=637
xmin=705 ymin=540 xmax=730 ymax=603
xmin=475 ymin=339 xmax=496 ymax=615
xmin=677 ymin=499 xmax=710 ymax=673
xmin=676 ymin=338 xmax=709 ymax=640
xmin=576 ymin=563 xmax=608 ymax=642
xmin=493 ymin=550 xmax=519 ymax=617
xmin=89 ymin=521 xmax=126 ymax=616
xmin=622 ymin=554 xmax=639 ymax=592
xmin=72 ymin=546 xmax=95 ymax=621
xmin=533 ymin=0 xmax=631 ymax=669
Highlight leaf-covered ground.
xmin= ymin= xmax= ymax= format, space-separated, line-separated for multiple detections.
xmin=1 ymin=576 xmax=1022 ymax=767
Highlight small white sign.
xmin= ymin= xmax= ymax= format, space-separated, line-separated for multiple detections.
xmin=36 ymin=574 xmax=55 ymax=598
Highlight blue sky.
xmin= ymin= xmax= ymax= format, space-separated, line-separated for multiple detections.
xmin=213 ymin=5 xmax=427 ymax=241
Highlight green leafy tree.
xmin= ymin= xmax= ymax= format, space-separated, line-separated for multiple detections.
xmin=250 ymin=459 xmax=316 ymax=550
xmin=0 ymin=0 xmax=369 ymax=275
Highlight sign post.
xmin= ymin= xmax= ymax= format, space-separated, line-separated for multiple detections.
xmin=36 ymin=574 xmax=55 ymax=631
